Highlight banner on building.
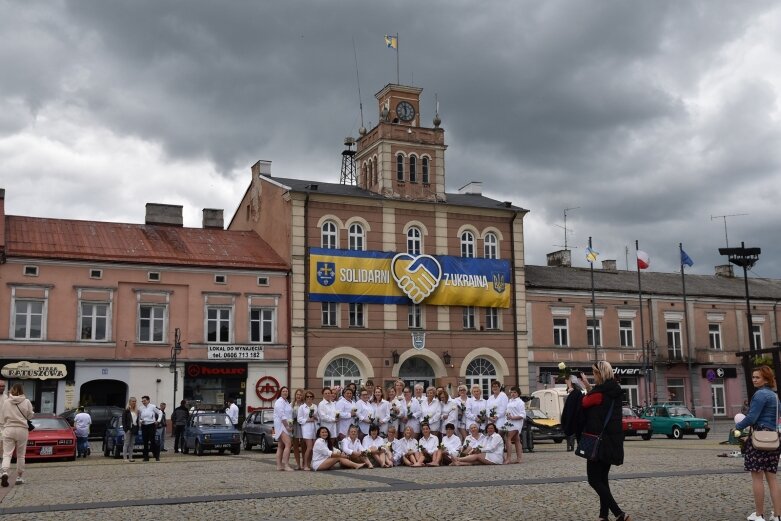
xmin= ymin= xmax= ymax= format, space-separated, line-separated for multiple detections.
xmin=308 ymin=248 xmax=511 ymax=308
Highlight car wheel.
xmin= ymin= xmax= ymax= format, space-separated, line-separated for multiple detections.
xmin=243 ymin=434 xmax=253 ymax=451
xmin=697 ymin=433 xmax=708 ymax=439
xmin=196 ymin=440 xmax=204 ymax=456
xmin=69 ymin=451 xmax=77 ymax=461
xmin=259 ymin=435 xmax=270 ymax=453
xmin=641 ymin=433 xmax=653 ymax=440
xmin=231 ymin=444 xmax=240 ymax=455
xmin=672 ymin=426 xmax=683 ymax=439
xmin=666 ymin=434 xmax=674 ymax=439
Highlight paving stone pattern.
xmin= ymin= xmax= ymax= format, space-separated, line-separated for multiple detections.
xmin=0 ymin=422 xmax=769 ymax=521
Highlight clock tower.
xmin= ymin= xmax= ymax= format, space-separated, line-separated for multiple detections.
xmin=355 ymin=83 xmax=447 ymax=202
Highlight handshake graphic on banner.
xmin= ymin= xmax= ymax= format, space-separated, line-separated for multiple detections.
xmin=391 ymin=253 xmax=443 ymax=304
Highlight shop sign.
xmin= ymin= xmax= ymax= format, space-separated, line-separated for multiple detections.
xmin=540 ymin=365 xmax=645 ymax=376
xmin=1 ymin=360 xmax=68 ymax=380
xmin=185 ymin=363 xmax=248 ymax=379
xmin=255 ymin=376 xmax=280 ymax=402
xmin=701 ymin=367 xmax=737 ymax=380
xmin=207 ymin=345 xmax=264 ymax=360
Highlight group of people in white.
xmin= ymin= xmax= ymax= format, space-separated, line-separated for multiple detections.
xmin=272 ymin=379 xmax=526 ymax=471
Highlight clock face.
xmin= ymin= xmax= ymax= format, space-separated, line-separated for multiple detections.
xmin=395 ymin=101 xmax=416 ymax=122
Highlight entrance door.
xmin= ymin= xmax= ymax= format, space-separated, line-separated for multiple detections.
xmin=711 ymin=383 xmax=726 ymax=417
xmin=80 ymin=379 xmax=127 ymax=407
xmin=399 ymin=357 xmax=435 ymax=391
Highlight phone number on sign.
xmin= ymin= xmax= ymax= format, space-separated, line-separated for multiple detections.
xmin=207 ymin=346 xmax=265 ymax=360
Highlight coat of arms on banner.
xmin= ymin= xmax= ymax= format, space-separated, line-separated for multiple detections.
xmin=316 ymin=262 xmax=336 ymax=286
xmin=492 ymin=272 xmax=506 ymax=293
xmin=411 ymin=331 xmax=426 ymax=350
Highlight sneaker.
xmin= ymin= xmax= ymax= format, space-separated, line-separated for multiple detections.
xmin=1 ymin=474 xmax=8 ymax=488
xmin=15 ymin=477 xmax=24 ymax=485
xmin=747 ymin=513 xmax=766 ymax=521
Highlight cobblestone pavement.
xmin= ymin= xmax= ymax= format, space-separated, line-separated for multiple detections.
xmin=0 ymin=422 xmax=767 ymax=521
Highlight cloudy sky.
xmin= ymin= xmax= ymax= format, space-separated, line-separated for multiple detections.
xmin=2 ymin=1 xmax=780 ymax=278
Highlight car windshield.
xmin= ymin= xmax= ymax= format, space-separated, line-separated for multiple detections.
xmin=527 ymin=409 xmax=549 ymax=419
xmin=32 ymin=418 xmax=71 ymax=430
xmin=622 ymin=407 xmax=638 ymax=418
xmin=668 ymin=406 xmax=694 ymax=417
xmin=196 ymin=414 xmax=232 ymax=427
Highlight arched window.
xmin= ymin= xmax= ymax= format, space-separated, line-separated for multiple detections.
xmin=422 ymin=157 xmax=430 ymax=184
xmin=465 ymin=358 xmax=497 ymax=400
xmin=460 ymin=231 xmax=475 ymax=258
xmin=396 ymin=154 xmax=404 ymax=181
xmin=398 ymin=357 xmax=435 ymax=391
xmin=409 ymin=156 xmax=417 ymax=183
xmin=367 ymin=161 xmax=373 ymax=185
xmin=372 ymin=159 xmax=378 ymax=185
xmin=323 ymin=357 xmax=362 ymax=389
xmin=362 ymin=163 xmax=368 ymax=185
xmin=407 ymin=226 xmax=422 ymax=255
xmin=484 ymin=232 xmax=498 ymax=259
xmin=348 ymin=223 xmax=365 ymax=251
xmin=321 ymin=221 xmax=338 ymax=249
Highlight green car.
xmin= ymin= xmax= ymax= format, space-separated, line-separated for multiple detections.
xmin=641 ymin=403 xmax=709 ymax=440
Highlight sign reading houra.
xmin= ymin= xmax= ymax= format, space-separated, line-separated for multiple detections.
xmin=309 ymin=248 xmax=511 ymax=308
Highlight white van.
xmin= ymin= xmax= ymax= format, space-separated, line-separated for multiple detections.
xmin=530 ymin=386 xmax=570 ymax=422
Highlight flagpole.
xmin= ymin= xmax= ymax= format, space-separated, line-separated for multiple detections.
xmin=589 ymin=237 xmax=598 ymax=362
xmin=395 ymin=33 xmax=400 ymax=84
xmin=680 ymin=243 xmax=695 ymax=414
xmin=636 ymin=240 xmax=650 ymax=405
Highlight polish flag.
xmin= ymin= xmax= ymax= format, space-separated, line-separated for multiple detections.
xmin=636 ymin=250 xmax=650 ymax=270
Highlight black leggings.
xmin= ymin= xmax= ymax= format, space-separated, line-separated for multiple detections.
xmin=586 ymin=460 xmax=622 ymax=518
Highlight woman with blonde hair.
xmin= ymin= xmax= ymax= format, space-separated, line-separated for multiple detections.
xmin=290 ymin=388 xmax=305 ymax=470
xmin=455 ymin=384 xmax=470 ymax=439
xmin=1 ymin=384 xmax=34 ymax=486
xmin=579 ymin=361 xmax=630 ymax=521
xmin=735 ymin=365 xmax=781 ymax=521
xmin=122 ymin=397 xmax=139 ymax=462
xmin=273 ymin=387 xmax=294 ymax=471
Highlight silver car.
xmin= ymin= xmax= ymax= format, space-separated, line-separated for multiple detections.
xmin=242 ymin=409 xmax=277 ymax=453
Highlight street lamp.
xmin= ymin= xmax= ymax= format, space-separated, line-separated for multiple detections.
xmin=170 ymin=328 xmax=182 ymax=405
xmin=719 ymin=242 xmax=760 ymax=396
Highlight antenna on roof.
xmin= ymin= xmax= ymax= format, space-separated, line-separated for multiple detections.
xmin=352 ymin=37 xmax=364 ymax=130
xmin=340 ymin=137 xmax=357 ymax=185
xmin=552 ymin=207 xmax=580 ymax=250
xmin=710 ymin=213 xmax=748 ymax=248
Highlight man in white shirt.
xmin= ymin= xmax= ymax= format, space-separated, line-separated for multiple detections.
xmin=226 ymin=398 xmax=239 ymax=428
xmin=73 ymin=406 xmax=92 ymax=458
xmin=138 ymin=395 xmax=162 ymax=462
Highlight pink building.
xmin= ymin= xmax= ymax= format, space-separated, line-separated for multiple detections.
xmin=0 ymin=191 xmax=289 ymax=421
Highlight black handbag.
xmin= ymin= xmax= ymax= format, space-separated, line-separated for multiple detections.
xmin=17 ymin=404 xmax=34 ymax=431
xmin=575 ymin=398 xmax=613 ymax=461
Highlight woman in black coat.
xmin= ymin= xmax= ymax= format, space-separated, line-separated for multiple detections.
xmin=579 ymin=361 xmax=630 ymax=521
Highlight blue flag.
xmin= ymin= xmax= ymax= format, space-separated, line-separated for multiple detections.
xmin=681 ymin=249 xmax=694 ymax=267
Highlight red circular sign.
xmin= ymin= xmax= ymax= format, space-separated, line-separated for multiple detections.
xmin=255 ymin=376 xmax=280 ymax=402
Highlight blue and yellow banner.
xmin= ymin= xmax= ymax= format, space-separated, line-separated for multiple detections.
xmin=309 ymin=248 xmax=511 ymax=308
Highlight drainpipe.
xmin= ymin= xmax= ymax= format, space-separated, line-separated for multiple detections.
xmin=286 ymin=269 xmax=292 ymax=390
xmin=509 ymin=211 xmax=520 ymax=388
xmin=303 ymin=194 xmax=310 ymax=388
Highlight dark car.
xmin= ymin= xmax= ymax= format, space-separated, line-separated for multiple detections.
xmin=526 ymin=408 xmax=566 ymax=443
xmin=102 ymin=414 xmax=161 ymax=458
xmin=183 ymin=412 xmax=241 ymax=456
xmin=60 ymin=406 xmax=124 ymax=440
xmin=242 ymin=408 xmax=277 ymax=453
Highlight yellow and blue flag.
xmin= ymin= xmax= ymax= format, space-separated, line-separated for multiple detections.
xmin=385 ymin=34 xmax=398 ymax=49
xmin=586 ymin=246 xmax=599 ymax=263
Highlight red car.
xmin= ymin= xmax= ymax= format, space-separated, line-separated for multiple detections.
xmin=622 ymin=407 xmax=653 ymax=440
xmin=22 ymin=414 xmax=77 ymax=461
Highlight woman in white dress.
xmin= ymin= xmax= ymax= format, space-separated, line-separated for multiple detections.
xmin=465 ymin=384 xmax=487 ymax=433
xmin=386 ymin=426 xmax=403 ymax=467
xmin=439 ymin=389 xmax=458 ymax=439
xmin=340 ymin=425 xmax=373 ymax=468
xmin=455 ymin=385 xmax=470 ymax=440
xmin=296 ymin=391 xmax=319 ymax=471
xmin=312 ymin=427 xmax=365 ymax=471
xmin=387 ymin=387 xmax=406 ymax=434
xmin=505 ymin=385 xmax=526 ymax=464
xmin=456 ymin=423 xmax=486 ymax=461
xmin=336 ymin=388 xmax=355 ymax=440
xmin=399 ymin=425 xmax=424 ymax=467
xmin=273 ymin=387 xmax=294 ymax=471
xmin=440 ymin=423 xmax=462 ymax=465
xmin=420 ymin=387 xmax=441 ymax=437
xmin=290 ymin=388 xmax=305 ymax=470
xmin=401 ymin=387 xmax=422 ymax=437
xmin=317 ymin=387 xmax=338 ymax=444
xmin=362 ymin=424 xmax=391 ymax=468
xmin=453 ymin=423 xmax=504 ymax=465
xmin=372 ymin=387 xmax=390 ymax=436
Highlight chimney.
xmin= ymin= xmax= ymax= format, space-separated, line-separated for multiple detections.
xmin=145 ymin=203 xmax=183 ymax=227
xmin=457 ymin=181 xmax=482 ymax=195
xmin=715 ymin=264 xmax=734 ymax=278
xmin=251 ymin=160 xmax=272 ymax=178
xmin=202 ymin=209 xmax=224 ymax=229
xmin=546 ymin=249 xmax=572 ymax=267
xmin=601 ymin=259 xmax=617 ymax=272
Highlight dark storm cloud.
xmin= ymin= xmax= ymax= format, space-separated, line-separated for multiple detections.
xmin=1 ymin=0 xmax=779 ymax=278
